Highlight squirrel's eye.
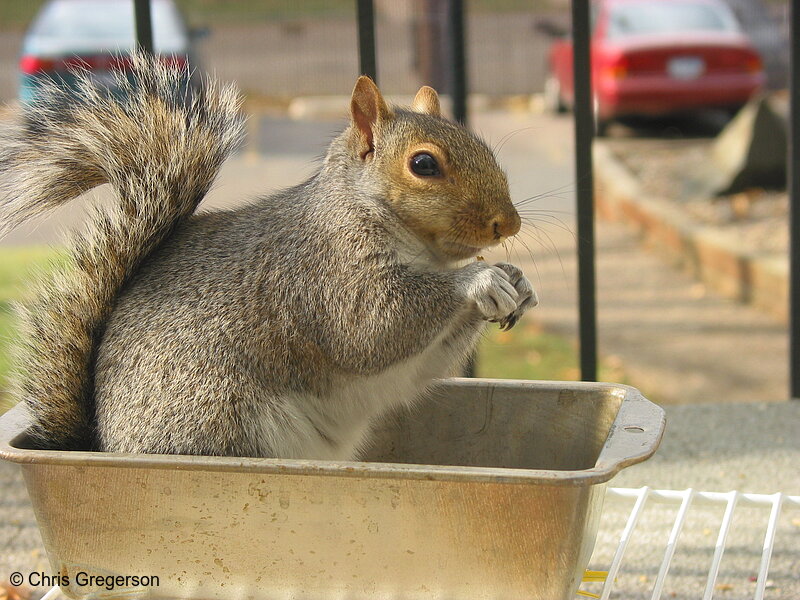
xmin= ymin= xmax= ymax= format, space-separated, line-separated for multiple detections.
xmin=410 ymin=153 xmax=441 ymax=177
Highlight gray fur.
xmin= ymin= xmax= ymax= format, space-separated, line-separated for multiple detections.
xmin=1 ymin=57 xmax=535 ymax=458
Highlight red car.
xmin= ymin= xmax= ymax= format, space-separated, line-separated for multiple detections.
xmin=545 ymin=0 xmax=765 ymax=134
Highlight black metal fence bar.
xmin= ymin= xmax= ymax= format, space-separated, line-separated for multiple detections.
xmin=356 ymin=0 xmax=378 ymax=83
xmin=571 ymin=0 xmax=598 ymax=381
xmin=448 ymin=0 xmax=467 ymax=125
xmin=445 ymin=0 xmax=475 ymax=377
xmin=133 ymin=0 xmax=154 ymax=55
xmin=791 ymin=0 xmax=799 ymax=399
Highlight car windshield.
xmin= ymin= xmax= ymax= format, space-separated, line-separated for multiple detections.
xmin=27 ymin=0 xmax=187 ymax=52
xmin=607 ymin=1 xmax=740 ymax=38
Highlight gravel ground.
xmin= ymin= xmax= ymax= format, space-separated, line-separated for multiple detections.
xmin=604 ymin=135 xmax=789 ymax=257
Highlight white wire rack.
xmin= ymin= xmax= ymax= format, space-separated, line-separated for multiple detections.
xmin=582 ymin=487 xmax=800 ymax=600
xmin=40 ymin=587 xmax=61 ymax=600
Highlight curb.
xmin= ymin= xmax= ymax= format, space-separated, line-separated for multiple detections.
xmin=593 ymin=142 xmax=788 ymax=322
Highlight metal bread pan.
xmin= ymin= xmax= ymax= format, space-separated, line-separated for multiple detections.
xmin=0 ymin=378 xmax=665 ymax=600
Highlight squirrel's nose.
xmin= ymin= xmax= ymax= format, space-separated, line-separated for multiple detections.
xmin=491 ymin=210 xmax=521 ymax=240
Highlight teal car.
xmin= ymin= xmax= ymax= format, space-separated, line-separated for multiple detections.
xmin=19 ymin=0 xmax=202 ymax=106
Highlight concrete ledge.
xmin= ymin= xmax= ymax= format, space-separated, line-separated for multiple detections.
xmin=594 ymin=142 xmax=788 ymax=322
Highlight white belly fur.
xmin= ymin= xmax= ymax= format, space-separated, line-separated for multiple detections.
xmin=260 ymin=317 xmax=481 ymax=461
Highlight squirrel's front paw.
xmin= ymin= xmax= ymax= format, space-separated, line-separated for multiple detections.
xmin=459 ymin=263 xmax=520 ymax=323
xmin=491 ymin=262 xmax=538 ymax=330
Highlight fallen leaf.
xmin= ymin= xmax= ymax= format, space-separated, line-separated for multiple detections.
xmin=0 ymin=582 xmax=32 ymax=600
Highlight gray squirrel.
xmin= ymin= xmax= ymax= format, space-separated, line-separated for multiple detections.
xmin=0 ymin=54 xmax=536 ymax=459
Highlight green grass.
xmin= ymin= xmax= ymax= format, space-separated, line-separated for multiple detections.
xmin=0 ymin=246 xmax=64 ymax=299
xmin=175 ymin=0 xmax=354 ymax=24
xmin=478 ymin=321 xmax=579 ymax=381
xmin=0 ymin=1 xmax=44 ymax=31
xmin=0 ymin=246 xmax=65 ymax=411
xmin=477 ymin=319 xmax=628 ymax=383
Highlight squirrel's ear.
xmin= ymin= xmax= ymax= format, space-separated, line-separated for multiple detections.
xmin=350 ymin=76 xmax=391 ymax=159
xmin=411 ymin=86 xmax=441 ymax=117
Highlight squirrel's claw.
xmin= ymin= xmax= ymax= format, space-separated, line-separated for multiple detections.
xmin=499 ymin=313 xmax=519 ymax=331
xmin=490 ymin=262 xmax=536 ymax=331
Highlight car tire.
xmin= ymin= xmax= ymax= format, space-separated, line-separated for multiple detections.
xmin=544 ymin=75 xmax=568 ymax=114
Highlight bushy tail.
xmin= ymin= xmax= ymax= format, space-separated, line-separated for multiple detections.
xmin=0 ymin=54 xmax=244 ymax=449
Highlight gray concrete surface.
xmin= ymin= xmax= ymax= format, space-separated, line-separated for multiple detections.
xmin=1 ymin=108 xmax=798 ymax=598
xmin=596 ymin=401 xmax=800 ymax=599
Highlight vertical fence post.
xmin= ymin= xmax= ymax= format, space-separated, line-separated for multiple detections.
xmin=133 ymin=0 xmax=154 ymax=55
xmin=571 ymin=0 xmax=598 ymax=382
xmin=356 ymin=0 xmax=378 ymax=82
xmin=448 ymin=0 xmax=467 ymax=125
xmin=445 ymin=0 xmax=473 ymax=377
xmin=790 ymin=0 xmax=799 ymax=398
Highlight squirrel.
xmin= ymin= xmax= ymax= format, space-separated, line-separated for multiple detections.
xmin=0 ymin=54 xmax=537 ymax=459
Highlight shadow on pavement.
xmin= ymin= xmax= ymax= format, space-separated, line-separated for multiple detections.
xmin=605 ymin=109 xmax=733 ymax=140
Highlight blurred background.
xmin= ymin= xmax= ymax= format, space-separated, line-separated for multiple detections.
xmin=0 ymin=0 xmax=790 ymax=100
xmin=0 ymin=0 xmax=792 ymax=407
xmin=0 ymin=3 xmax=798 ymax=599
